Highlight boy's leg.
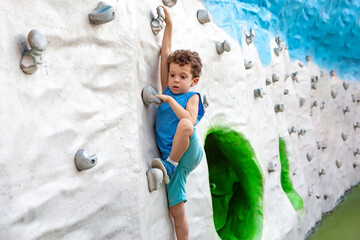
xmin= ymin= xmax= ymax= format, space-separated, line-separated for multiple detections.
xmin=169 ymin=118 xmax=194 ymax=163
xmin=170 ymin=202 xmax=189 ymax=240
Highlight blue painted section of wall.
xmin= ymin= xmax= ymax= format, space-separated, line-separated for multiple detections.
xmin=203 ymin=0 xmax=360 ymax=80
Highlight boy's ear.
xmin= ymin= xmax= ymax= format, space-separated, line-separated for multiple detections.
xmin=191 ymin=77 xmax=199 ymax=86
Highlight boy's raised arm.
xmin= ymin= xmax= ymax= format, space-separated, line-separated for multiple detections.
xmin=160 ymin=6 xmax=172 ymax=93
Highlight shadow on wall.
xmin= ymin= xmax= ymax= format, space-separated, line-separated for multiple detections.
xmin=204 ymin=127 xmax=263 ymax=240
xmin=279 ymin=138 xmax=304 ymax=211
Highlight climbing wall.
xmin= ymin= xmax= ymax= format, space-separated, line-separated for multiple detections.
xmin=0 ymin=0 xmax=359 ymax=240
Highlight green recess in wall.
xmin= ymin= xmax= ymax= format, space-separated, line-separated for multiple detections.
xmin=279 ymin=137 xmax=304 ymax=211
xmin=204 ymin=127 xmax=264 ymax=240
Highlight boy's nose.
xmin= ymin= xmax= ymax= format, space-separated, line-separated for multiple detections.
xmin=174 ymin=77 xmax=180 ymax=83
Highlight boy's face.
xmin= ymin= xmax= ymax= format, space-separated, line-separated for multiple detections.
xmin=168 ymin=63 xmax=199 ymax=94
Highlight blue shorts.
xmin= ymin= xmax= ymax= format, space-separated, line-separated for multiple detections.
xmin=166 ymin=130 xmax=204 ymax=208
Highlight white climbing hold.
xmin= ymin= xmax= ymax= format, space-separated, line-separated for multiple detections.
xmin=142 ymin=85 xmax=162 ymax=106
xmin=284 ymin=89 xmax=289 ymax=95
xmin=284 ymin=73 xmax=290 ymax=81
xmin=318 ymin=169 xmax=325 ymax=176
xmin=307 ymin=153 xmax=313 ymax=162
xmin=268 ymin=162 xmax=277 ymax=173
xmin=298 ymin=129 xmax=306 ymax=136
xmin=320 ymin=101 xmax=325 ymax=110
xmin=245 ymin=28 xmax=255 ymax=45
xmin=244 ymin=59 xmax=255 ymax=69
xmin=343 ymin=81 xmax=350 ymax=90
xmin=216 ymin=40 xmax=231 ymax=54
xmin=308 ymin=187 xmax=314 ymax=196
xmin=272 ymin=74 xmax=279 ymax=83
xmin=354 ymin=122 xmax=360 ymax=130
xmin=299 ymin=97 xmax=306 ymax=107
xmin=274 ymin=104 xmax=284 ymax=113
xmin=292 ymin=72 xmax=298 ymax=82
xmin=306 ymin=55 xmax=312 ymax=62
xmin=354 ymin=148 xmax=360 ymax=157
xmin=266 ymin=78 xmax=272 ymax=85
xmin=197 ymin=10 xmax=212 ymax=24
xmin=254 ymin=88 xmax=263 ymax=98
xmin=162 ymin=0 xmax=177 ymax=7
xmin=299 ymin=61 xmax=304 ymax=67
xmin=331 ymin=90 xmax=337 ymax=99
xmin=203 ymin=95 xmax=209 ymax=108
xmin=89 ymin=1 xmax=115 ymax=25
xmin=311 ymin=101 xmax=318 ymax=108
xmin=151 ymin=7 xmax=166 ymax=35
xmin=336 ymin=159 xmax=342 ymax=168
xmin=146 ymin=168 xmax=164 ymax=192
xmin=341 ymin=133 xmax=348 ymax=141
xmin=288 ymin=126 xmax=297 ymax=135
xmin=74 ymin=149 xmax=97 ymax=171
xmin=343 ymin=106 xmax=350 ymax=114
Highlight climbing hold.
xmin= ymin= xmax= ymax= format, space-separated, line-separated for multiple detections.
xmin=254 ymin=88 xmax=263 ymax=98
xmin=354 ymin=122 xmax=360 ymax=130
xmin=274 ymin=104 xmax=284 ymax=113
xmin=321 ymin=143 xmax=327 ymax=150
xmin=298 ymin=129 xmax=306 ymax=136
xmin=274 ymin=36 xmax=283 ymax=56
xmin=293 ymin=168 xmax=297 ymax=176
xmin=351 ymin=94 xmax=357 ymax=103
xmin=284 ymin=89 xmax=289 ymax=95
xmin=320 ymin=70 xmax=324 ymax=77
xmin=142 ymin=85 xmax=162 ymax=106
xmin=311 ymin=82 xmax=317 ymax=90
xmin=336 ymin=159 xmax=342 ymax=168
xmin=267 ymin=161 xmax=277 ymax=173
xmin=306 ymin=153 xmax=313 ymax=162
xmin=146 ymin=168 xmax=164 ymax=192
xmin=288 ymin=126 xmax=297 ymax=135
xmin=343 ymin=106 xmax=350 ymax=114
xmin=318 ymin=169 xmax=325 ymax=176
xmin=216 ymin=40 xmax=231 ymax=54
xmin=306 ymin=55 xmax=312 ymax=62
xmin=299 ymin=62 xmax=304 ymax=67
xmin=317 ymin=141 xmax=321 ymax=150
xmin=272 ymin=74 xmax=279 ymax=83
xmin=311 ymin=101 xmax=318 ymax=108
xmin=74 ymin=149 xmax=97 ymax=171
xmin=151 ymin=7 xmax=166 ymax=35
xmin=299 ymin=97 xmax=306 ymax=107
xmin=151 ymin=158 xmax=170 ymax=184
xmin=330 ymin=70 xmax=336 ymax=77
xmin=244 ymin=59 xmax=254 ymax=69
xmin=284 ymin=73 xmax=290 ymax=81
xmin=245 ymin=28 xmax=255 ymax=45
xmin=341 ymin=133 xmax=348 ymax=141
xmin=343 ymin=81 xmax=349 ymax=90
xmin=331 ymin=90 xmax=337 ymax=99
xmin=162 ymin=0 xmax=177 ymax=7
xmin=265 ymin=78 xmax=272 ymax=85
xmin=324 ymin=194 xmax=329 ymax=200
xmin=316 ymin=194 xmax=321 ymax=199
xmin=354 ymin=148 xmax=360 ymax=157
xmin=320 ymin=101 xmax=325 ymax=110
xmin=197 ymin=10 xmax=212 ymax=24
xmin=353 ymin=163 xmax=359 ymax=168
xmin=308 ymin=187 xmax=314 ymax=196
xmin=274 ymin=47 xmax=282 ymax=56
xmin=203 ymin=95 xmax=209 ymax=108
xmin=89 ymin=1 xmax=115 ymax=25
xmin=292 ymin=72 xmax=298 ymax=82
xmin=20 ymin=29 xmax=47 ymax=74
xmin=309 ymin=111 xmax=313 ymax=117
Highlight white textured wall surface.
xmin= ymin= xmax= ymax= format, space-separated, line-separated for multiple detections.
xmin=0 ymin=1 xmax=359 ymax=240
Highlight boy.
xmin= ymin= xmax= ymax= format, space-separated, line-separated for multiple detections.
xmin=151 ymin=6 xmax=204 ymax=240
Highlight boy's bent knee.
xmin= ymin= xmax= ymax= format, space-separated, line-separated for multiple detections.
xmin=177 ymin=119 xmax=194 ymax=136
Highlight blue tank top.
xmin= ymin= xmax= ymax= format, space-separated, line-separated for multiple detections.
xmin=155 ymin=86 xmax=204 ymax=159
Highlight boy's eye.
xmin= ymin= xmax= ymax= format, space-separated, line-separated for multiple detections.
xmin=181 ymin=76 xmax=186 ymax=79
xmin=170 ymin=74 xmax=175 ymax=77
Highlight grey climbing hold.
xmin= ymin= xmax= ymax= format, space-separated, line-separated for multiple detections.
xmin=288 ymin=126 xmax=297 ymax=135
xmin=316 ymin=194 xmax=321 ymax=199
xmin=317 ymin=141 xmax=327 ymax=150
xmin=146 ymin=168 xmax=164 ymax=192
xmin=354 ymin=122 xmax=360 ymax=130
xmin=292 ymin=72 xmax=298 ymax=82
xmin=306 ymin=55 xmax=312 ymax=62
xmin=267 ymin=162 xmax=277 ymax=173
xmin=254 ymin=88 xmax=263 ymax=98
xmin=197 ymin=10 xmax=212 ymax=24
xmin=272 ymin=74 xmax=279 ymax=83
xmin=20 ymin=29 xmax=47 ymax=74
xmin=320 ymin=101 xmax=325 ymax=110
xmin=343 ymin=106 xmax=350 ymax=114
xmin=318 ymin=169 xmax=325 ymax=176
xmin=293 ymin=168 xmax=297 ymax=176
xmin=353 ymin=163 xmax=359 ymax=168
xmin=244 ymin=60 xmax=254 ymax=69
xmin=142 ymin=85 xmax=162 ymax=106
xmin=274 ymin=104 xmax=284 ymax=113
xmin=341 ymin=133 xmax=348 ymax=141
xmin=309 ymin=111 xmax=313 ymax=117
xmin=298 ymin=129 xmax=306 ymax=136
xmin=299 ymin=97 xmax=306 ymax=107
xmin=307 ymin=153 xmax=313 ymax=162
xmin=203 ymin=95 xmax=209 ymax=108
xmin=331 ymin=90 xmax=337 ymax=99
xmin=274 ymin=36 xmax=283 ymax=56
xmin=284 ymin=73 xmax=290 ymax=81
xmin=311 ymin=82 xmax=317 ymax=90
xmin=284 ymin=89 xmax=289 ymax=95
xmin=330 ymin=70 xmax=336 ymax=77
xmin=343 ymin=81 xmax=350 ymax=90
xmin=162 ymin=0 xmax=177 ymax=7
xmin=324 ymin=194 xmax=329 ymax=200
xmin=317 ymin=141 xmax=321 ymax=150
xmin=74 ymin=149 xmax=97 ymax=171
xmin=311 ymin=101 xmax=318 ymax=108
xmin=151 ymin=7 xmax=166 ymax=35
xmin=352 ymin=94 xmax=356 ymax=103
xmin=265 ymin=78 xmax=272 ymax=85
xmin=89 ymin=2 xmax=115 ymax=25
xmin=299 ymin=62 xmax=304 ymax=67
xmin=336 ymin=159 xmax=342 ymax=168
xmin=245 ymin=28 xmax=255 ymax=45
xmin=308 ymin=187 xmax=314 ymax=196
xmin=354 ymin=148 xmax=360 ymax=157
xmin=216 ymin=40 xmax=231 ymax=54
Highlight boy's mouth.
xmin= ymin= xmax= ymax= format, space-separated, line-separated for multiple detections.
xmin=173 ymin=86 xmax=179 ymax=89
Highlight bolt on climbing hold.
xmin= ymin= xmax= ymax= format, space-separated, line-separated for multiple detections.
xmin=274 ymin=104 xmax=284 ymax=113
xmin=354 ymin=122 xmax=360 ymax=130
xmin=306 ymin=55 xmax=312 ymax=62
xmin=318 ymin=169 xmax=325 ymax=176
xmin=254 ymin=88 xmax=263 ymax=98
xmin=331 ymin=90 xmax=337 ymax=99
xmin=245 ymin=28 xmax=255 ymax=45
xmin=354 ymin=148 xmax=360 ymax=157
xmin=151 ymin=7 xmax=166 ymax=35
xmin=299 ymin=62 xmax=304 ymax=67
xmin=311 ymin=101 xmax=318 ymax=108
xmin=309 ymin=111 xmax=313 ymax=117
xmin=298 ymin=129 xmax=306 ymax=136
xmin=299 ymin=97 xmax=306 ymax=107
xmin=274 ymin=36 xmax=283 ymax=56
xmin=244 ymin=59 xmax=254 ymax=69
xmin=142 ymin=85 xmax=162 ymax=106
xmin=284 ymin=89 xmax=289 ymax=95
xmin=307 ymin=153 xmax=313 ymax=162
xmin=308 ymin=187 xmax=314 ymax=196
xmin=311 ymin=83 xmax=317 ymax=90
xmin=203 ymin=95 xmax=209 ymax=108
xmin=316 ymin=194 xmax=321 ymax=199
xmin=292 ymin=72 xmax=298 ymax=82
xmin=267 ymin=162 xmax=277 ymax=173
xmin=89 ymin=2 xmax=115 ymax=25
xmin=320 ymin=101 xmax=325 ymax=110
xmin=353 ymin=163 xmax=359 ymax=168
xmin=288 ymin=126 xmax=297 ymax=135
xmin=74 ymin=149 xmax=97 ymax=171
xmin=216 ymin=40 xmax=231 ymax=54
xmin=197 ymin=10 xmax=212 ymax=24
xmin=20 ymin=29 xmax=47 ymax=74
xmin=293 ymin=168 xmax=297 ymax=176
xmin=343 ymin=81 xmax=349 ymax=90
xmin=265 ymin=78 xmax=272 ymax=85
xmin=343 ymin=106 xmax=350 ymax=114
xmin=152 ymin=158 xmax=170 ymax=184
xmin=336 ymin=159 xmax=342 ymax=168
xmin=330 ymin=70 xmax=336 ymax=77
xmin=341 ymin=133 xmax=348 ymax=141
xmin=272 ymin=74 xmax=279 ymax=83
xmin=324 ymin=194 xmax=329 ymax=200
xmin=321 ymin=143 xmax=327 ymax=150
xmin=146 ymin=168 xmax=164 ymax=192
xmin=162 ymin=0 xmax=177 ymax=7
xmin=352 ymin=94 xmax=356 ymax=103
xmin=284 ymin=73 xmax=290 ymax=81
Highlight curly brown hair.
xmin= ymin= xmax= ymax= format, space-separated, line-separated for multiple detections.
xmin=167 ymin=50 xmax=202 ymax=78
